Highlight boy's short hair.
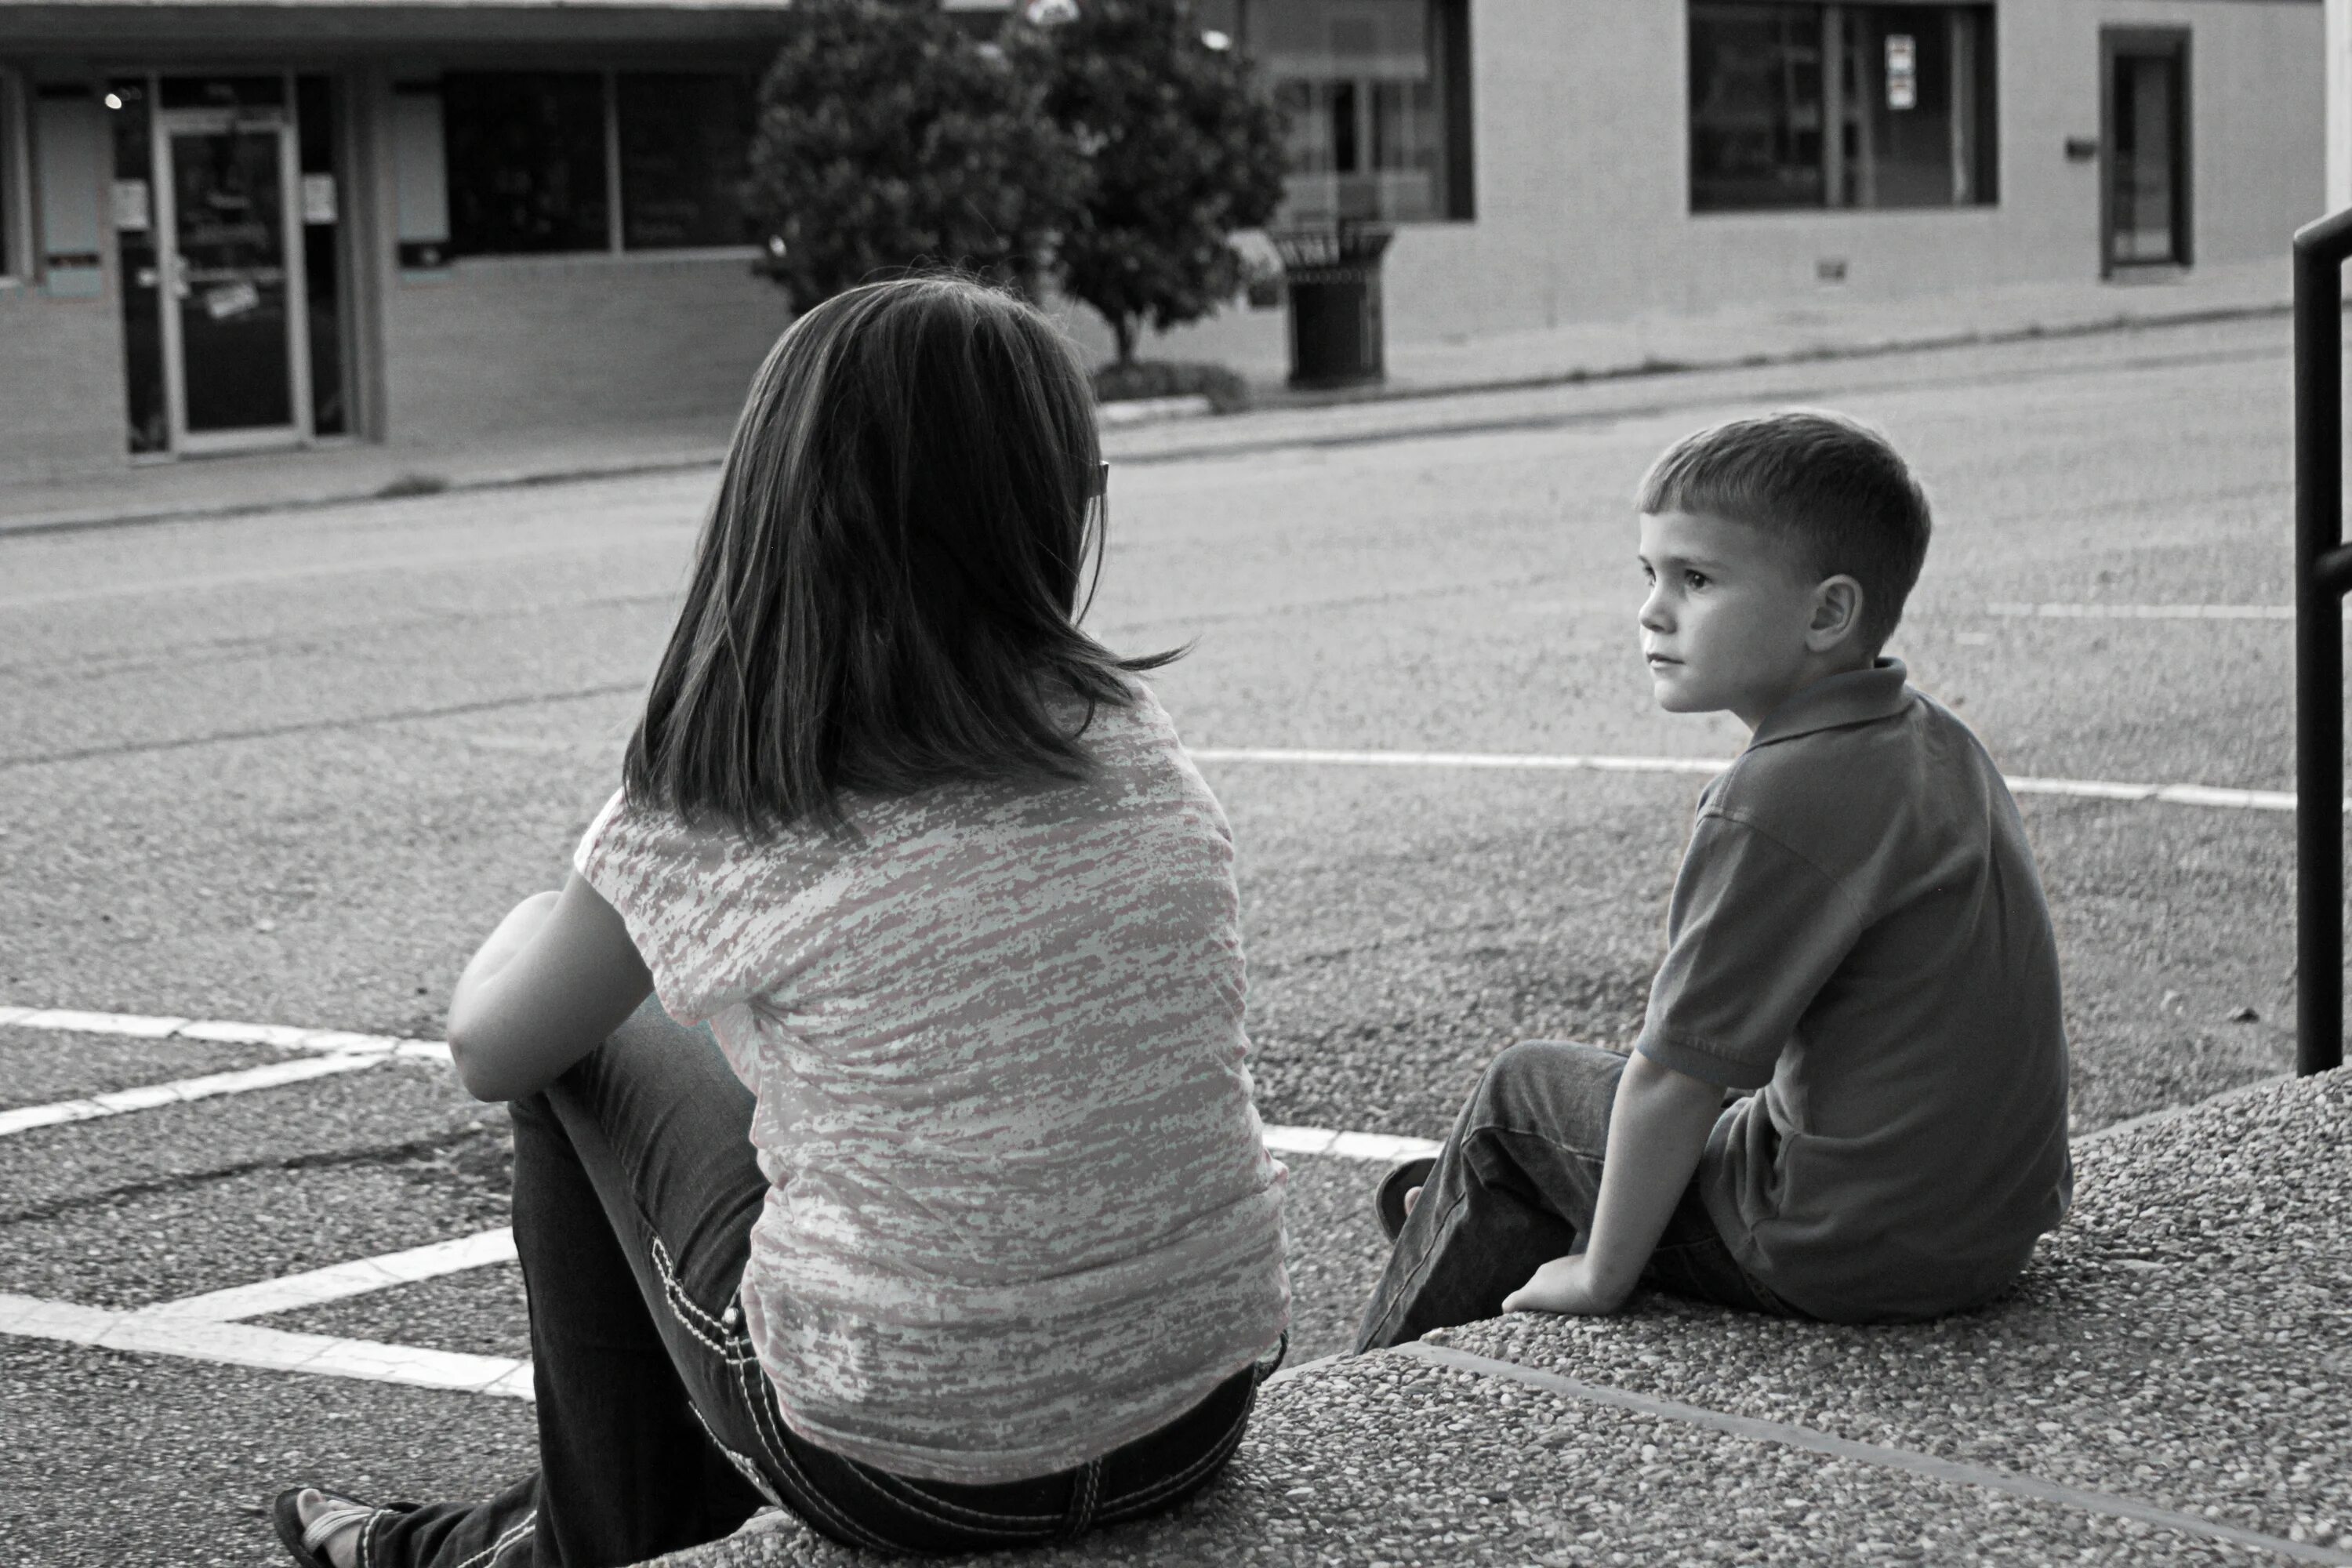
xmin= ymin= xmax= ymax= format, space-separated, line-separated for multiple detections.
xmin=1637 ymin=411 xmax=1932 ymax=653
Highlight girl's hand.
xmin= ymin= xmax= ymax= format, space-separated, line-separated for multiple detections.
xmin=1501 ymin=1252 xmax=1628 ymax=1317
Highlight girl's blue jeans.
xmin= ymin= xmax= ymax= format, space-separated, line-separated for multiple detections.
xmin=1353 ymin=1039 xmax=1803 ymax=1353
xmin=354 ymin=999 xmax=1269 ymax=1566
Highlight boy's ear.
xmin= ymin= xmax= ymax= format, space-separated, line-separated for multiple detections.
xmin=1805 ymin=575 xmax=1866 ymax=652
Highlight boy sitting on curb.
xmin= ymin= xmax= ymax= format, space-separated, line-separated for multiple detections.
xmin=1356 ymin=411 xmax=2073 ymax=1347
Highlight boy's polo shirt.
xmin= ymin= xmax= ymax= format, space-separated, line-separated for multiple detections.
xmin=1635 ymin=659 xmax=2072 ymax=1323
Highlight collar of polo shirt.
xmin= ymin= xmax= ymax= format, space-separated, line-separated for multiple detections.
xmin=1747 ymin=658 xmax=1914 ymax=750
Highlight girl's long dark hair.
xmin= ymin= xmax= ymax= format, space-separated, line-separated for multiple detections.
xmin=625 ymin=276 xmax=1175 ymax=836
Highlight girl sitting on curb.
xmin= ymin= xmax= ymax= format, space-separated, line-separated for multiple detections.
xmin=275 ymin=276 xmax=1290 ymax=1567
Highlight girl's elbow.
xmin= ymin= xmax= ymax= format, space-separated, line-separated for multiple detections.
xmin=445 ymin=1029 xmax=518 ymax=1103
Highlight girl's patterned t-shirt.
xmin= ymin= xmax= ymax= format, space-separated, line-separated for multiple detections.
xmin=574 ymin=683 xmax=1290 ymax=1484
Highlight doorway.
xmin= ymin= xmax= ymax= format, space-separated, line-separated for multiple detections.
xmin=111 ymin=73 xmax=350 ymax=457
xmin=2100 ymin=28 xmax=2190 ymax=277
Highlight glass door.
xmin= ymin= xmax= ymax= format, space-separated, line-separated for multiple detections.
xmin=151 ymin=78 xmax=313 ymax=452
xmin=2101 ymin=29 xmax=2191 ymax=275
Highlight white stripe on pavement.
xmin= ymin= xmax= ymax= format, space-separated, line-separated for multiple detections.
xmin=148 ymin=1228 xmax=519 ymax=1323
xmin=0 ymin=1008 xmax=1428 ymax=1163
xmin=1261 ymin=1124 xmax=1442 ymax=1163
xmin=0 ymin=1005 xmax=443 ymax=1059
xmin=0 ymin=1052 xmax=389 ymax=1138
xmin=1986 ymin=601 xmax=2292 ymax=622
xmin=0 ymin=1291 xmax=532 ymax=1399
xmin=1187 ymin=747 xmax=2326 ymax=814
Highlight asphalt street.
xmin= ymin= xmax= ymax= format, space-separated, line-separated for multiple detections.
xmin=0 ymin=312 xmax=2326 ymax=1564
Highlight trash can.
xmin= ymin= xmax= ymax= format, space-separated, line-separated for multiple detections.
xmin=1272 ymin=224 xmax=1394 ymax=390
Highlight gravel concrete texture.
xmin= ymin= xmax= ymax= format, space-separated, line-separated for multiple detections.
xmin=648 ymin=1348 xmax=2269 ymax=1568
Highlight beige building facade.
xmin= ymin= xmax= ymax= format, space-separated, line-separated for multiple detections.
xmin=0 ymin=0 xmax=2326 ymax=482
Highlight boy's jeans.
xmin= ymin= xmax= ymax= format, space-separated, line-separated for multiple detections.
xmin=1354 ymin=1040 xmax=1802 ymax=1352
xmin=357 ymin=999 xmax=1268 ymax=1567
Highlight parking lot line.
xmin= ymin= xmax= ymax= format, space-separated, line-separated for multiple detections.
xmin=148 ymin=1228 xmax=519 ymax=1323
xmin=0 ymin=1008 xmax=1432 ymax=1160
xmin=0 ymin=1052 xmax=390 ymax=1138
xmin=1187 ymin=747 xmax=2319 ymax=813
xmin=1986 ymin=601 xmax=2293 ymax=621
xmin=0 ymin=1290 xmax=532 ymax=1399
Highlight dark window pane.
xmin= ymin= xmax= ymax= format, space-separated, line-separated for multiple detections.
xmin=442 ymin=71 xmax=608 ymax=256
xmin=616 ymin=74 xmax=753 ymax=250
xmin=1690 ymin=2 xmax=1994 ymax=213
xmin=1689 ymin=2 xmax=1825 ymax=212
xmin=1835 ymin=5 xmax=1993 ymax=209
xmin=297 ymin=74 xmax=347 ymax=436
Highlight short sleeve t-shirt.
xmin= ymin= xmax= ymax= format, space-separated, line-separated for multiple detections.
xmin=575 ymin=682 xmax=1290 ymax=1483
xmin=1635 ymin=660 xmax=2073 ymax=1323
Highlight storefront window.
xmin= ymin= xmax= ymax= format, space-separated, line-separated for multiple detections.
xmin=1689 ymin=2 xmax=1995 ymax=213
xmin=441 ymin=71 xmax=609 ymax=256
xmin=1249 ymin=0 xmax=1472 ymax=223
xmin=616 ymin=74 xmax=755 ymax=250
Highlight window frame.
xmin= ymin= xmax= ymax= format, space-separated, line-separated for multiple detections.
xmin=434 ymin=64 xmax=761 ymax=267
xmin=1244 ymin=0 xmax=1475 ymax=227
xmin=1686 ymin=0 xmax=1998 ymax=219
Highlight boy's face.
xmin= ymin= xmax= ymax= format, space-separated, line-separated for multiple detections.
xmin=1637 ymin=510 xmax=1831 ymax=731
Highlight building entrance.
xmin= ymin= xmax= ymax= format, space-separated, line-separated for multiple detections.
xmin=2100 ymin=28 xmax=2192 ymax=276
xmin=111 ymin=74 xmax=351 ymax=457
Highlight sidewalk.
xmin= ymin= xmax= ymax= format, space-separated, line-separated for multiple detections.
xmin=648 ymin=1065 xmax=2352 ymax=1567
xmin=0 ymin=259 xmax=2289 ymax=539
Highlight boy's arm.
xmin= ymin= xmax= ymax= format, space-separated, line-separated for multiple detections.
xmin=1502 ymin=1052 xmax=1723 ymax=1316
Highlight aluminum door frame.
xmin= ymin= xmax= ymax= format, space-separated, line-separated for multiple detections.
xmin=149 ymin=77 xmax=314 ymax=456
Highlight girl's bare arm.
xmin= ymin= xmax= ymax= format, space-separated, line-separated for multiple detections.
xmin=445 ymin=872 xmax=653 ymax=1102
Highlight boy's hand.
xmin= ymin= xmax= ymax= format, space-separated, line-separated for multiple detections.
xmin=1502 ymin=1252 xmax=1630 ymax=1317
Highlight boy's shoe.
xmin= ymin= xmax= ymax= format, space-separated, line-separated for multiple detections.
xmin=1375 ymin=1156 xmax=1437 ymax=1241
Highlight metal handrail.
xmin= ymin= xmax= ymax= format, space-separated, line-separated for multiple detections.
xmin=2292 ymin=207 xmax=2352 ymax=1076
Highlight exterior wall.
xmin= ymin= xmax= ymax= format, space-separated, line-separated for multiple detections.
xmin=379 ymin=254 xmax=790 ymax=447
xmin=0 ymin=282 xmax=126 ymax=481
xmin=1110 ymin=0 xmax=2322 ymax=376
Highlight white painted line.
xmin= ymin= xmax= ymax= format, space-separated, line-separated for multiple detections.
xmin=10 ymin=1007 xmax=194 ymax=1038
xmin=149 ymin=1228 xmax=517 ymax=1323
xmin=0 ymin=1290 xmax=532 ymax=1399
xmin=1987 ymin=602 xmax=2292 ymax=622
xmin=1191 ymin=746 xmax=1730 ymax=777
xmin=1261 ymin=1123 xmax=1442 ymax=1163
xmin=0 ymin=1052 xmax=387 ymax=1138
xmin=0 ymin=1007 xmax=432 ymax=1058
xmin=1395 ymin=1341 xmax=2352 ymax=1566
xmin=1188 ymin=747 xmax=2334 ymax=815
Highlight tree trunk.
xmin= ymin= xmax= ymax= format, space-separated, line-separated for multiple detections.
xmin=1113 ymin=314 xmax=1138 ymax=367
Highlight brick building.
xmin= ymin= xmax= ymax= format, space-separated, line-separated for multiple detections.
xmin=0 ymin=0 xmax=2325 ymax=481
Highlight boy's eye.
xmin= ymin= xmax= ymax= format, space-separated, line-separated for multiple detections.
xmin=1683 ymin=570 xmax=1709 ymax=590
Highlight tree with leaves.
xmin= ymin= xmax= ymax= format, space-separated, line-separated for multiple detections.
xmin=743 ymin=0 xmax=1082 ymax=307
xmin=1015 ymin=0 xmax=1288 ymax=365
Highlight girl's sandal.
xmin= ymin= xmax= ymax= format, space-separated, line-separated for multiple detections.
xmin=271 ymin=1486 xmax=382 ymax=1568
xmin=1374 ymin=1156 xmax=1437 ymax=1241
